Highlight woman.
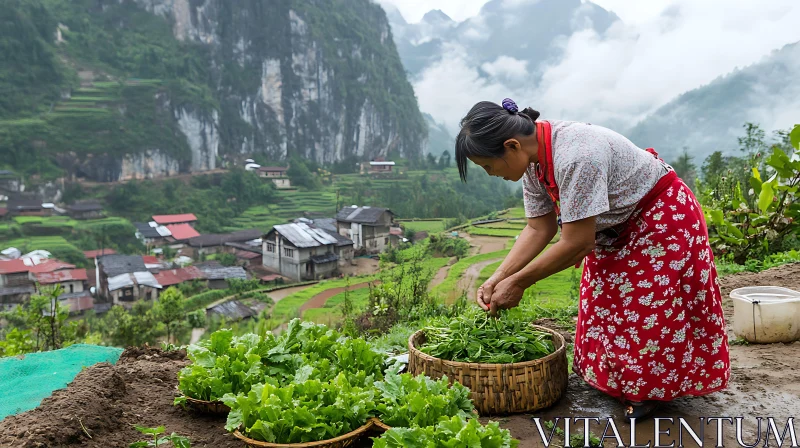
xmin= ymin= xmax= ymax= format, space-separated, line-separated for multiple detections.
xmin=456 ymin=98 xmax=730 ymax=420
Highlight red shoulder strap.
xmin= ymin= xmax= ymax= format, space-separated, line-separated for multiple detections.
xmin=535 ymin=121 xmax=560 ymax=216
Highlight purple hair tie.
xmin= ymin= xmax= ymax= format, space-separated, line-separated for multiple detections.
xmin=501 ymin=98 xmax=518 ymax=114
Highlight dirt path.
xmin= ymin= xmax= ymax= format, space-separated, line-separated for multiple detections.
xmin=189 ymin=328 xmax=205 ymax=344
xmin=493 ymin=263 xmax=800 ymax=447
xmin=267 ymin=284 xmax=316 ymax=303
xmin=461 ymin=233 xmax=510 ymax=254
xmin=456 ymin=258 xmax=503 ymax=300
xmin=297 ymin=281 xmax=376 ymax=317
xmin=429 ymin=265 xmax=451 ymax=289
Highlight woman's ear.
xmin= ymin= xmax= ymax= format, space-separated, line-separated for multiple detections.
xmin=503 ymin=138 xmax=520 ymax=152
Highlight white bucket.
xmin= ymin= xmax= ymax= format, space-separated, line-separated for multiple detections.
xmin=730 ymin=286 xmax=800 ymax=343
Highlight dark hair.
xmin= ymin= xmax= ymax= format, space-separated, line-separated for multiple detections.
xmin=455 ymin=100 xmax=540 ymax=182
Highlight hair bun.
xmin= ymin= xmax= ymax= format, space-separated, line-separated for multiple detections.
xmin=520 ymin=107 xmax=540 ymax=121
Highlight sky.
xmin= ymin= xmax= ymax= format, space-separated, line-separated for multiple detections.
xmin=378 ymin=0 xmax=800 ymax=135
xmin=380 ymin=0 xmax=668 ymax=25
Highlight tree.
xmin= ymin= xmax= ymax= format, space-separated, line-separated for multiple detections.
xmin=217 ymin=252 xmax=237 ymax=266
xmin=438 ymin=151 xmax=451 ymax=170
xmin=0 ymin=285 xmax=79 ymax=354
xmin=287 ymin=157 xmax=321 ymax=190
xmin=152 ymin=287 xmax=186 ymax=344
xmin=670 ymin=148 xmax=697 ymax=191
xmin=426 ymin=153 xmax=437 ymax=169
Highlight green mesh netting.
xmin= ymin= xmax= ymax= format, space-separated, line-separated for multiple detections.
xmin=0 ymin=344 xmax=123 ymax=420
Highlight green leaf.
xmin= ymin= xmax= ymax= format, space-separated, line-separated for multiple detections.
xmin=790 ymin=124 xmax=800 ymax=150
xmin=134 ymin=425 xmax=165 ymax=436
xmin=758 ymin=181 xmax=774 ymax=213
xmin=725 ymin=222 xmax=744 ymax=239
xmin=165 ymin=434 xmax=192 ymax=448
xmin=751 ymin=167 xmax=761 ymax=182
xmin=709 ymin=210 xmax=724 ymax=227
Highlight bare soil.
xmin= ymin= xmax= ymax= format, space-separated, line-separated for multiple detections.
xmin=2 ymin=264 xmax=798 ymax=448
xmin=461 ymin=234 xmax=509 ymax=255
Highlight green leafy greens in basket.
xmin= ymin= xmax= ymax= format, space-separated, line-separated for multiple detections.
xmin=222 ymin=372 xmax=378 ymax=444
xmin=420 ymin=307 xmax=556 ymax=363
xmin=175 ymin=319 xmax=388 ymax=404
xmin=372 ymin=416 xmax=519 ymax=448
xmin=375 ymin=373 xmax=476 ymax=428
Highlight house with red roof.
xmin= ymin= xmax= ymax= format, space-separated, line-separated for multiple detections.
xmin=152 ymin=214 xmax=198 ymax=227
xmin=165 ymin=223 xmax=201 ymax=241
xmin=0 ymin=258 xmax=92 ymax=312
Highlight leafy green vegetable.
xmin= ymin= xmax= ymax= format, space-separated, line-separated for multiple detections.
xmin=175 ymin=319 xmax=389 ymax=403
xmin=222 ymin=373 xmax=378 ymax=444
xmin=372 ymin=416 xmax=519 ymax=448
xmin=420 ymin=307 xmax=555 ymax=363
xmin=375 ymin=373 xmax=476 ymax=428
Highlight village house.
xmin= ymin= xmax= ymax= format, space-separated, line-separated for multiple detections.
xmin=164 ymin=223 xmax=200 ymax=243
xmin=194 ymin=261 xmax=248 ymax=289
xmin=134 ymin=222 xmax=173 ymax=246
xmin=262 ymin=221 xmax=354 ymax=282
xmin=34 ymin=268 xmax=93 ymax=313
xmin=152 ymin=213 xmax=198 ymax=227
xmin=6 ymin=195 xmax=48 ymax=217
xmin=335 ymin=206 xmax=394 ymax=254
xmin=152 ymin=266 xmax=205 ymax=290
xmin=66 ymin=201 xmax=104 ymax=220
xmin=186 ymin=229 xmax=263 ymax=257
xmin=97 ymin=254 xmax=162 ymax=306
xmin=360 ymin=158 xmax=395 ymax=176
xmin=257 ymin=166 xmax=291 ymax=189
xmin=0 ymin=258 xmax=83 ymax=311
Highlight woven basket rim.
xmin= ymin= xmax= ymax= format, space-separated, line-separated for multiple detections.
xmin=408 ymin=324 xmax=566 ymax=369
xmin=369 ymin=417 xmax=391 ymax=431
xmin=232 ymin=420 xmax=374 ymax=447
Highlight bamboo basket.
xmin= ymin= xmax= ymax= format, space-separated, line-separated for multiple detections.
xmin=232 ymin=420 xmax=374 ymax=448
xmin=175 ymin=387 xmax=230 ymax=415
xmin=369 ymin=417 xmax=391 ymax=432
xmin=407 ymin=325 xmax=568 ymax=416
xmin=182 ymin=395 xmax=230 ymax=414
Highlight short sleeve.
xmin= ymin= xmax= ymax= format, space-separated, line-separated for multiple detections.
xmin=522 ymin=165 xmax=555 ymax=218
xmin=556 ymin=157 xmax=610 ymax=223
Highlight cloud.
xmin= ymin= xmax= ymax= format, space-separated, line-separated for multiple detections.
xmin=532 ymin=0 xmax=800 ymax=130
xmin=413 ymin=44 xmax=528 ymax=132
xmin=481 ymin=56 xmax=529 ymax=82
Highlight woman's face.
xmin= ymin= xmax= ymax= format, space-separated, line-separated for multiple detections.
xmin=468 ymin=138 xmax=531 ymax=182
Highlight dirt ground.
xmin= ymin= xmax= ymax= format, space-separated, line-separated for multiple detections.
xmin=2 ymin=264 xmax=798 ymax=448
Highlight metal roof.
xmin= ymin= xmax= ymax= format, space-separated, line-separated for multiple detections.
xmin=188 ymin=229 xmax=262 ymax=247
xmin=369 ymin=161 xmax=395 ymax=166
xmin=165 ymin=223 xmax=201 ymax=241
xmin=336 ymin=206 xmax=393 ymax=224
xmin=152 ymin=214 xmax=198 ymax=224
xmin=99 ymin=255 xmax=147 ymax=277
xmin=107 ymin=271 xmax=162 ymax=291
xmin=134 ymin=222 xmax=163 ymax=239
xmin=195 ymin=262 xmax=248 ymax=280
xmin=273 ymin=222 xmax=339 ymax=248
xmin=207 ymin=300 xmax=256 ymax=320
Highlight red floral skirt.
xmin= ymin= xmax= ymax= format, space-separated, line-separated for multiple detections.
xmin=573 ymin=174 xmax=731 ymax=402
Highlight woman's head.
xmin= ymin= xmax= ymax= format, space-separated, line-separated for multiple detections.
xmin=455 ymin=98 xmax=541 ymax=182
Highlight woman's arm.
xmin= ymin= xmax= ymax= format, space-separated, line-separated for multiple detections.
xmin=495 ymin=211 xmax=559 ymax=280
xmin=477 ymin=211 xmax=558 ymax=310
xmin=488 ymin=216 xmax=595 ymax=314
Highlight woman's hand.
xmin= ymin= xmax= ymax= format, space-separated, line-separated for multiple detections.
xmin=477 ymin=274 xmax=502 ymax=311
xmin=488 ymin=277 xmax=525 ymax=316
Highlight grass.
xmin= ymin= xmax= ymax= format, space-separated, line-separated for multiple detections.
xmin=271 ymin=275 xmax=378 ymax=322
xmin=293 ymin=256 xmax=451 ymax=327
xmin=430 ymin=250 xmax=511 ymax=299
xmin=503 ymin=207 xmax=527 ymax=219
xmin=467 ymin=226 xmax=521 ymax=238
xmin=399 ymin=220 xmax=447 ymax=234
xmin=474 ymin=222 xmax=526 ymax=230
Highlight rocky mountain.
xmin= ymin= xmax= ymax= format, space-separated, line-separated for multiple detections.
xmin=385 ymin=0 xmax=618 ymax=80
xmin=382 ymin=0 xmax=618 ymax=155
xmin=1 ymin=0 xmax=426 ymax=181
xmin=628 ymin=41 xmax=800 ymax=162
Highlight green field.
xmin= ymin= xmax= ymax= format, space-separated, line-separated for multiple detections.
xmin=466 ymin=226 xmax=521 ymax=238
xmin=430 ymin=249 xmax=511 ymax=299
xmin=399 ymin=220 xmax=448 ymax=233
